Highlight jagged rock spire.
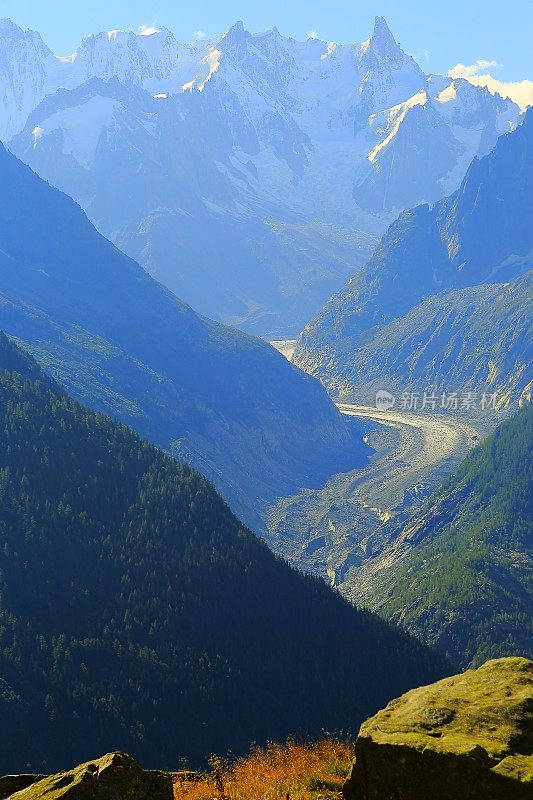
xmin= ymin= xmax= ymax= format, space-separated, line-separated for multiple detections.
xmin=372 ymin=16 xmax=396 ymax=46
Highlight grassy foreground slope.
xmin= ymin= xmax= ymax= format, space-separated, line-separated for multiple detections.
xmin=172 ymin=739 xmax=352 ymax=800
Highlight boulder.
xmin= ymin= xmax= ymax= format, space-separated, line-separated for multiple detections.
xmin=3 ymin=752 xmax=173 ymax=800
xmin=343 ymin=657 xmax=533 ymax=800
xmin=0 ymin=775 xmax=45 ymax=799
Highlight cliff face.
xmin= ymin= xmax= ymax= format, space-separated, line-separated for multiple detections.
xmin=343 ymin=657 xmax=533 ymax=800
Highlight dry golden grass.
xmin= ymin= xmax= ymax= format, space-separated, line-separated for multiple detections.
xmin=172 ymin=738 xmax=353 ymax=800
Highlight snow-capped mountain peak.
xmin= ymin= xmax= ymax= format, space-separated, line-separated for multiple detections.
xmin=64 ymin=26 xmax=208 ymax=91
xmin=221 ymin=20 xmax=246 ymax=43
xmin=356 ymin=16 xmax=426 ymax=113
xmin=1 ymin=16 xmax=524 ymax=336
xmin=0 ymin=19 xmax=57 ymax=140
xmin=0 ymin=17 xmax=45 ymax=43
xmin=370 ymin=16 xmax=397 ymax=48
xmin=360 ymin=15 xmax=409 ymax=62
xmin=0 ymin=18 xmax=214 ymax=140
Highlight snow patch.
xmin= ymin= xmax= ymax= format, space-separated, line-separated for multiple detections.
xmin=30 ymin=96 xmax=120 ymax=168
xmin=368 ymin=90 xmax=428 ymax=163
xmin=436 ymin=83 xmax=458 ymax=104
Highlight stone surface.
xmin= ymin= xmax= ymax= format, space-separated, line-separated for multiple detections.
xmin=343 ymin=657 xmax=533 ymax=800
xmin=0 ymin=775 xmax=45 ymax=799
xmin=5 ymin=752 xmax=173 ymax=800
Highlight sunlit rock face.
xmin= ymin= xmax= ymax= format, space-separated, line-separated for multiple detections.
xmin=344 ymin=657 xmax=533 ymax=800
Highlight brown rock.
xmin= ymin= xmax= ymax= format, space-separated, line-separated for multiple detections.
xmin=5 ymin=752 xmax=172 ymax=800
xmin=343 ymin=657 xmax=533 ymax=800
xmin=0 ymin=775 xmax=45 ymax=800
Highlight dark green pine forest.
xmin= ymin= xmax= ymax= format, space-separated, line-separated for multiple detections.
xmin=0 ymin=333 xmax=449 ymax=774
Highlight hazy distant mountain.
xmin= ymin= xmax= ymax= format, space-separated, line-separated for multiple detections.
xmin=0 ymin=18 xmax=210 ymax=141
xmin=294 ymin=111 xmax=533 ymax=402
xmin=297 ymin=273 xmax=532 ymax=405
xmin=3 ymin=16 xmax=520 ymax=335
xmin=352 ymin=404 xmax=533 ymax=669
xmin=0 ymin=333 xmax=449 ymax=772
xmin=0 ymin=143 xmax=365 ymax=533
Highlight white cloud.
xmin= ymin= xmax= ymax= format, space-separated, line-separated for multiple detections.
xmin=139 ymin=24 xmax=160 ymax=36
xmin=449 ymin=59 xmax=501 ymax=78
xmin=308 ymin=29 xmax=319 ymax=40
xmin=195 ymin=30 xmax=206 ymax=40
xmin=449 ymin=60 xmax=533 ymax=111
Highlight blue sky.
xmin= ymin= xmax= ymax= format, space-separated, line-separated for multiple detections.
xmin=1 ymin=0 xmax=532 ymax=81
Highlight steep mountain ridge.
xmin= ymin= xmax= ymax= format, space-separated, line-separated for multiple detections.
xmin=0 ymin=18 xmax=210 ymax=140
xmin=3 ymin=16 xmax=520 ymax=334
xmin=0 ymin=142 xmax=365 ymax=533
xmin=62 ymin=27 xmax=208 ymax=89
xmin=294 ymin=110 xmax=533 ymax=401
xmin=0 ymin=19 xmax=58 ymax=141
xmin=0 ymin=333 xmax=449 ymax=773
xmin=301 ymin=273 xmax=532 ymax=404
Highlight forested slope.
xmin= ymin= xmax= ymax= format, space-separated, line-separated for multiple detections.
xmin=0 ymin=333 xmax=448 ymax=773
xmin=356 ymin=404 xmax=533 ymax=668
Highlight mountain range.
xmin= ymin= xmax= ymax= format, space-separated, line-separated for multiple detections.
xmin=0 ymin=9 xmax=531 ymax=770
xmin=1 ymin=16 xmax=522 ymax=335
xmin=0 ymin=332 xmax=449 ymax=773
xmin=287 ymin=108 xmax=533 ymax=669
xmin=294 ymin=108 xmax=533 ymax=404
xmin=0 ymin=142 xmax=365 ymax=534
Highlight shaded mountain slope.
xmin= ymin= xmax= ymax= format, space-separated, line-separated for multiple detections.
xmin=305 ymin=272 xmax=532 ymax=403
xmin=0 ymin=333 xmax=449 ymax=773
xmin=0 ymin=143 xmax=365 ymax=532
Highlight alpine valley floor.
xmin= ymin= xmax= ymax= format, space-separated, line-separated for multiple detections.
xmin=265 ymin=360 xmax=499 ymax=595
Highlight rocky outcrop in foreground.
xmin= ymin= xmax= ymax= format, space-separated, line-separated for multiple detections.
xmin=0 ymin=775 xmax=45 ymax=799
xmin=0 ymin=752 xmax=172 ymax=800
xmin=343 ymin=657 xmax=533 ymax=800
